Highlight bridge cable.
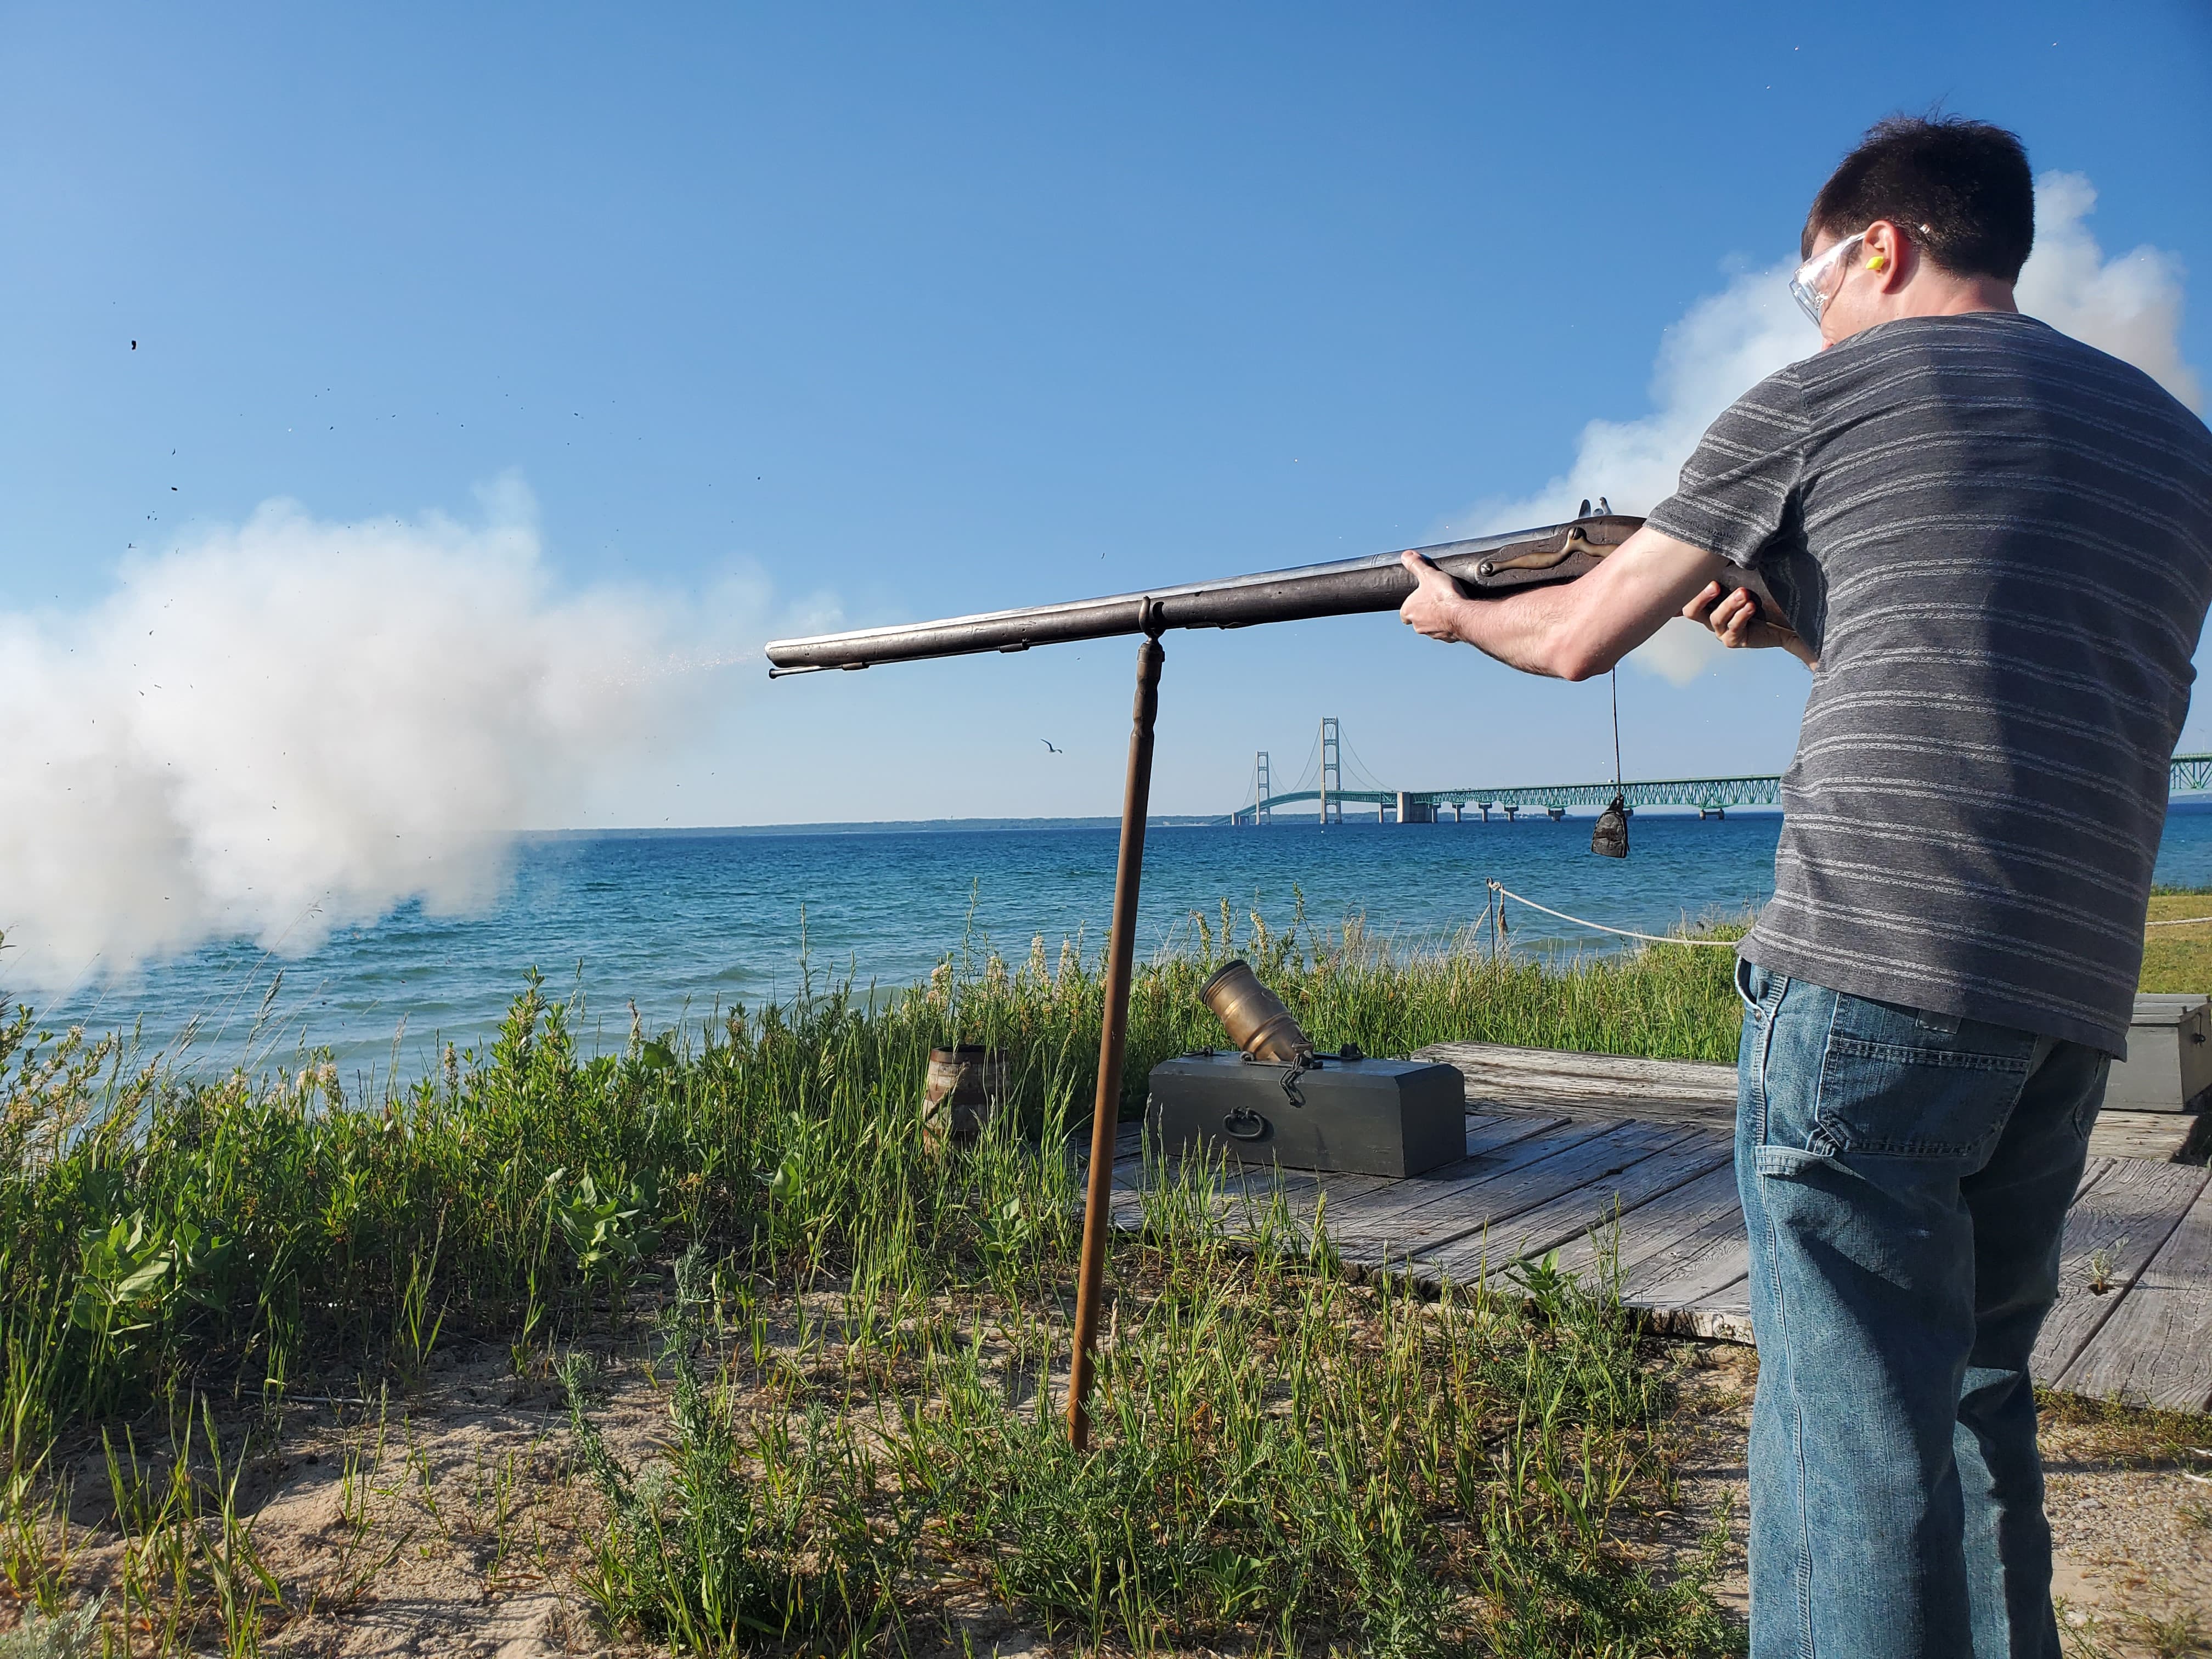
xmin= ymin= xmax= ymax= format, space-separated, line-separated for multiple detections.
xmin=1486 ymin=881 xmax=1737 ymax=949
xmin=1289 ymin=725 xmax=1322 ymax=794
xmin=1337 ymin=731 xmax=1390 ymax=795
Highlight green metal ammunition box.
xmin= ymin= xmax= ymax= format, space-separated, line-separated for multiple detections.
xmin=1144 ymin=1049 xmax=1465 ymax=1178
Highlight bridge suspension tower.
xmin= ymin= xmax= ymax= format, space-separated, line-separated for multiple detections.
xmin=1251 ymin=752 xmax=1272 ymax=825
xmin=1319 ymin=716 xmax=1342 ymax=825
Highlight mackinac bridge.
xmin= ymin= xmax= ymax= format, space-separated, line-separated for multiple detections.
xmin=1225 ymin=718 xmax=2212 ymax=826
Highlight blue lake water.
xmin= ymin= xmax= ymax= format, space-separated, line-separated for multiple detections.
xmin=35 ymin=804 xmax=2212 ymax=1082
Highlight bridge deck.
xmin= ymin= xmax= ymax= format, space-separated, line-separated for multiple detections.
xmin=1101 ymin=1042 xmax=2212 ymax=1412
xmin=1232 ymin=752 xmax=2212 ymax=823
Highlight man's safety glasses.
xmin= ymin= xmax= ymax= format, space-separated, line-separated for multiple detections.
xmin=1788 ymin=222 xmax=1936 ymax=324
xmin=1788 ymin=231 xmax=1868 ymax=324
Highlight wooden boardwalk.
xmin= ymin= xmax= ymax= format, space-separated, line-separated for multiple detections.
xmin=1107 ymin=1043 xmax=2212 ymax=1413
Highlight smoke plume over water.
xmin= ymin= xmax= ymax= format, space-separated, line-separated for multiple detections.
xmin=2 ymin=174 xmax=2194 ymax=995
xmin=0 ymin=479 xmax=759 ymax=997
xmin=1460 ymin=172 xmax=2201 ymax=686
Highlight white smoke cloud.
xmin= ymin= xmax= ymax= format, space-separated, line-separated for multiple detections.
xmin=0 ymin=479 xmax=763 ymax=996
xmin=2017 ymin=173 xmax=2200 ymax=411
xmin=1454 ymin=172 xmax=2199 ymax=686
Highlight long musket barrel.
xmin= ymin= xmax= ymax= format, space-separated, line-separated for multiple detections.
xmin=764 ymin=511 xmax=1643 ymax=675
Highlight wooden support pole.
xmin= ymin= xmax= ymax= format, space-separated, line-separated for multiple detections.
xmin=1066 ymin=608 xmax=1165 ymax=1451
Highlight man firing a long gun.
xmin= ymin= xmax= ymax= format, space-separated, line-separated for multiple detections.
xmin=1395 ymin=115 xmax=2212 ymax=1659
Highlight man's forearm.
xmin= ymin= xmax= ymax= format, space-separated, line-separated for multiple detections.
xmin=1397 ymin=525 xmax=1730 ymax=681
xmin=1431 ymin=582 xmax=1605 ymax=679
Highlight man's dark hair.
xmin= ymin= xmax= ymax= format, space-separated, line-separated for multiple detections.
xmin=1803 ymin=115 xmax=2034 ymax=282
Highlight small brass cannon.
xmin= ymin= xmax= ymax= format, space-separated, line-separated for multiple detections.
xmin=1149 ymin=961 xmax=1465 ymax=1178
xmin=1198 ymin=960 xmax=1313 ymax=1062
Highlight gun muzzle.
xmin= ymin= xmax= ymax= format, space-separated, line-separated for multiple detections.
xmin=1200 ymin=960 xmax=1313 ymax=1061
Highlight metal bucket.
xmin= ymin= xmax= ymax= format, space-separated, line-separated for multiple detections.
xmin=1199 ymin=960 xmax=1313 ymax=1061
xmin=922 ymin=1046 xmax=1008 ymax=1150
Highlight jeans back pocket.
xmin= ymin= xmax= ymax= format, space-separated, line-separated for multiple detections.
xmin=1813 ymin=994 xmax=2035 ymax=1159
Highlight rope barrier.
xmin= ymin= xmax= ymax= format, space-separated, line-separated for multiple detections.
xmin=1488 ymin=888 xmax=2211 ymax=945
xmin=1486 ymin=881 xmax=1740 ymax=949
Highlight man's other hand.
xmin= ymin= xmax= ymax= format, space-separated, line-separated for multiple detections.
xmin=1399 ymin=550 xmax=1468 ymax=641
xmin=1682 ymin=580 xmax=1818 ymax=666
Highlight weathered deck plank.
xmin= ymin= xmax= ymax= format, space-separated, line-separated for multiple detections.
xmin=1416 ymin=1042 xmax=2205 ymax=1163
xmin=1109 ymin=1146 xmax=1400 ymax=1234
xmin=2057 ymin=1170 xmax=2212 ymax=1410
xmin=1545 ymin=1161 xmax=1745 ymax=1285
xmin=2085 ymin=1110 xmax=2208 ymax=1163
xmin=1327 ymin=1120 xmax=1687 ymax=1265
xmin=2028 ymin=1158 xmax=2205 ymax=1381
xmin=1418 ymin=1040 xmax=1738 ymax=1107
xmin=1418 ymin=1041 xmax=1737 ymax=1137
xmin=1090 ymin=1045 xmax=2212 ymax=1408
xmin=1313 ymin=1118 xmax=1617 ymax=1242
xmin=1460 ymin=1111 xmax=1578 ymax=1159
xmin=1414 ymin=1130 xmax=1733 ymax=1286
xmin=1617 ymin=1201 xmax=1750 ymax=1307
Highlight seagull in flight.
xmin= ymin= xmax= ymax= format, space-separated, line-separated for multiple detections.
xmin=1041 ymin=739 xmax=1063 ymax=754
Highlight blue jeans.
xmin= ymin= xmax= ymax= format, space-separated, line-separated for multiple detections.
xmin=1734 ymin=960 xmax=2108 ymax=1659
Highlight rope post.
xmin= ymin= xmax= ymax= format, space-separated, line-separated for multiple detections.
xmin=1067 ymin=601 xmax=1166 ymax=1451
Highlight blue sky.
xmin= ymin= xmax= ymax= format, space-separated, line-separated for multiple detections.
xmin=4 ymin=1 xmax=2208 ymax=832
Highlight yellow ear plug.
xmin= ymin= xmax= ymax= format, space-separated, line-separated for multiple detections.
xmin=1867 ymin=254 xmax=1888 ymax=272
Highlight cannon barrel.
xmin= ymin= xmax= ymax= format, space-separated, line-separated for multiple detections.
xmin=764 ymin=512 xmax=1643 ymax=675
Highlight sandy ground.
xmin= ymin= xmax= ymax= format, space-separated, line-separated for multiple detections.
xmin=9 ymin=1336 xmax=2205 ymax=1656
xmin=52 ymin=1348 xmax=622 ymax=1658
xmin=1670 ymin=1345 xmax=2211 ymax=1659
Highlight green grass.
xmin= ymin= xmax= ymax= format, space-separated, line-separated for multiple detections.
xmin=556 ymin=1189 xmax=1739 ymax=1656
xmin=2141 ymin=886 xmax=2212 ymax=995
xmin=1 ymin=906 xmax=1750 ymax=1652
xmin=0 ymin=905 xmax=1747 ymax=1441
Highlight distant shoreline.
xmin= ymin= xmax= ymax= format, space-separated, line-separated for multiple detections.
xmin=523 ymin=815 xmax=1228 ymax=840
xmin=525 ymin=809 xmax=1787 ymax=840
xmin=527 ymin=797 xmax=2211 ymax=841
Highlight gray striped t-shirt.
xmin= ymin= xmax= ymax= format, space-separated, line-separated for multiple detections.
xmin=1649 ymin=311 xmax=2212 ymax=1052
